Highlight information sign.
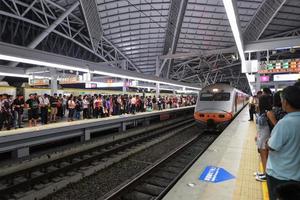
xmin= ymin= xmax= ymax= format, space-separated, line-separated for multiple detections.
xmin=199 ymin=166 xmax=235 ymax=183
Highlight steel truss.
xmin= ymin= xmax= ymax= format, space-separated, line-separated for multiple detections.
xmin=168 ymin=51 xmax=250 ymax=93
xmin=0 ymin=0 xmax=140 ymax=72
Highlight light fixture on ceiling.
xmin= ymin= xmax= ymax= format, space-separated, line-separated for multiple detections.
xmin=0 ymin=54 xmax=200 ymax=91
xmin=0 ymin=72 xmax=29 ymax=78
xmin=92 ymin=70 xmax=201 ymax=91
xmin=222 ymin=0 xmax=246 ymax=66
xmin=0 ymin=55 xmax=90 ymax=73
xmin=223 ymin=0 xmax=253 ymax=94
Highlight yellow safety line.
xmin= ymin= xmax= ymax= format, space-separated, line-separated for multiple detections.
xmin=259 ymin=162 xmax=270 ymax=200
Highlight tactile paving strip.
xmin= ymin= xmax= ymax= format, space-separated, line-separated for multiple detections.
xmin=233 ymin=122 xmax=265 ymax=200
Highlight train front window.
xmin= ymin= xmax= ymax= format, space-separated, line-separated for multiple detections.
xmin=200 ymin=93 xmax=214 ymax=101
xmin=200 ymin=92 xmax=230 ymax=101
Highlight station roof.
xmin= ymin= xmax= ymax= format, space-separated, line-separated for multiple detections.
xmin=0 ymin=0 xmax=300 ymax=93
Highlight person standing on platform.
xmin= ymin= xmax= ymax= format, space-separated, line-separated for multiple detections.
xmin=62 ymin=95 xmax=67 ymax=117
xmin=255 ymin=95 xmax=272 ymax=181
xmin=50 ymin=93 xmax=58 ymax=122
xmin=1 ymin=94 xmax=12 ymax=130
xmin=248 ymin=95 xmax=256 ymax=121
xmin=93 ymin=96 xmax=101 ymax=118
xmin=131 ymin=95 xmax=136 ymax=114
xmin=38 ymin=94 xmax=49 ymax=125
xmin=266 ymin=86 xmax=300 ymax=200
xmin=82 ymin=95 xmax=90 ymax=119
xmin=57 ymin=94 xmax=63 ymax=119
xmin=266 ymin=91 xmax=286 ymax=130
xmin=67 ymin=96 xmax=76 ymax=122
xmin=75 ymin=95 xmax=82 ymax=120
xmin=26 ymin=94 xmax=39 ymax=127
xmin=12 ymin=95 xmax=24 ymax=129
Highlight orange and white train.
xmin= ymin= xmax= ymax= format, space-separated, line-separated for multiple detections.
xmin=194 ymin=83 xmax=249 ymax=131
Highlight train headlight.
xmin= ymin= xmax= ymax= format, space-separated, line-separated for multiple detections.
xmin=212 ymin=88 xmax=219 ymax=92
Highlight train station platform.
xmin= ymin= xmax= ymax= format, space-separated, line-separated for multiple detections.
xmin=163 ymin=107 xmax=268 ymax=200
xmin=0 ymin=106 xmax=194 ymax=159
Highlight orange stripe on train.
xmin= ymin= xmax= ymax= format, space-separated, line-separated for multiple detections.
xmin=194 ymin=112 xmax=233 ymax=123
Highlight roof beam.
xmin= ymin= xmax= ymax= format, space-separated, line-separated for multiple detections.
xmin=79 ymin=0 xmax=102 ymax=52
xmin=243 ymin=0 xmax=286 ymax=41
xmin=160 ymin=47 xmax=237 ymax=59
xmin=244 ymin=36 xmax=300 ymax=52
xmin=1 ymin=0 xmax=140 ymax=72
xmin=8 ymin=1 xmax=80 ymax=68
xmin=158 ymin=0 xmax=188 ymax=77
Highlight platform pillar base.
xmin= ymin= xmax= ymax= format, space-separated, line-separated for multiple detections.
xmin=12 ymin=147 xmax=30 ymax=158
xmin=81 ymin=129 xmax=91 ymax=142
xmin=119 ymin=122 xmax=126 ymax=132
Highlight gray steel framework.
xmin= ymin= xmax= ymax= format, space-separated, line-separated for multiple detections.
xmin=0 ymin=0 xmax=140 ymax=72
xmin=0 ymin=0 xmax=299 ymax=94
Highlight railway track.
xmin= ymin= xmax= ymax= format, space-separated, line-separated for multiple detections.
xmin=103 ymin=132 xmax=217 ymax=200
xmin=0 ymin=118 xmax=194 ymax=200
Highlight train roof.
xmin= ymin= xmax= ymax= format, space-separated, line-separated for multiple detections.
xmin=201 ymin=83 xmax=248 ymax=96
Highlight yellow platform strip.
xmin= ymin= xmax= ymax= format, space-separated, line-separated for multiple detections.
xmin=259 ymin=163 xmax=269 ymax=200
xmin=233 ymin=121 xmax=263 ymax=200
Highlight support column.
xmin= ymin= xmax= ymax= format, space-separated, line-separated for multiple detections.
xmin=156 ymin=83 xmax=160 ymax=97
xmin=121 ymin=60 xmax=127 ymax=94
xmin=255 ymin=73 xmax=261 ymax=93
xmin=119 ymin=122 xmax=126 ymax=132
xmin=81 ymin=129 xmax=91 ymax=142
xmin=50 ymin=68 xmax=58 ymax=95
xmin=274 ymin=83 xmax=279 ymax=92
xmin=155 ymin=57 xmax=160 ymax=97
xmin=12 ymin=147 xmax=30 ymax=158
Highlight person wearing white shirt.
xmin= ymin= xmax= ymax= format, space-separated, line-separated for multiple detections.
xmin=39 ymin=94 xmax=49 ymax=125
xmin=82 ymin=95 xmax=90 ymax=119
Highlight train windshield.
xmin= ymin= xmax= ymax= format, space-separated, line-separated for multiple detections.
xmin=200 ymin=92 xmax=230 ymax=101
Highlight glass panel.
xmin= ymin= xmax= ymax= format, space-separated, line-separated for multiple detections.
xmin=200 ymin=92 xmax=230 ymax=101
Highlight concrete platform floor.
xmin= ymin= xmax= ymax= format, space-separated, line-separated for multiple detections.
xmin=163 ymin=107 xmax=267 ymax=200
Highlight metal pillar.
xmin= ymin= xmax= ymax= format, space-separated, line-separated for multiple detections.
xmin=255 ymin=73 xmax=261 ymax=93
xmin=156 ymin=83 xmax=160 ymax=97
xmin=274 ymin=83 xmax=279 ymax=92
xmin=121 ymin=60 xmax=127 ymax=94
xmin=50 ymin=68 xmax=58 ymax=95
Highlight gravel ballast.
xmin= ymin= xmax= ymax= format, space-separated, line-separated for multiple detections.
xmin=44 ymin=125 xmax=199 ymax=200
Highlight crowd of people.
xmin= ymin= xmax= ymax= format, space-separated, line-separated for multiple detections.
xmin=0 ymin=93 xmax=196 ymax=130
xmin=248 ymin=81 xmax=300 ymax=200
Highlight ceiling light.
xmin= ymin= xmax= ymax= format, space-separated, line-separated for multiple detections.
xmin=93 ymin=70 xmax=201 ymax=91
xmin=222 ymin=0 xmax=246 ymax=65
xmin=0 ymin=55 xmax=89 ymax=73
xmin=0 ymin=72 xmax=29 ymax=78
xmin=0 ymin=54 xmax=200 ymax=91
